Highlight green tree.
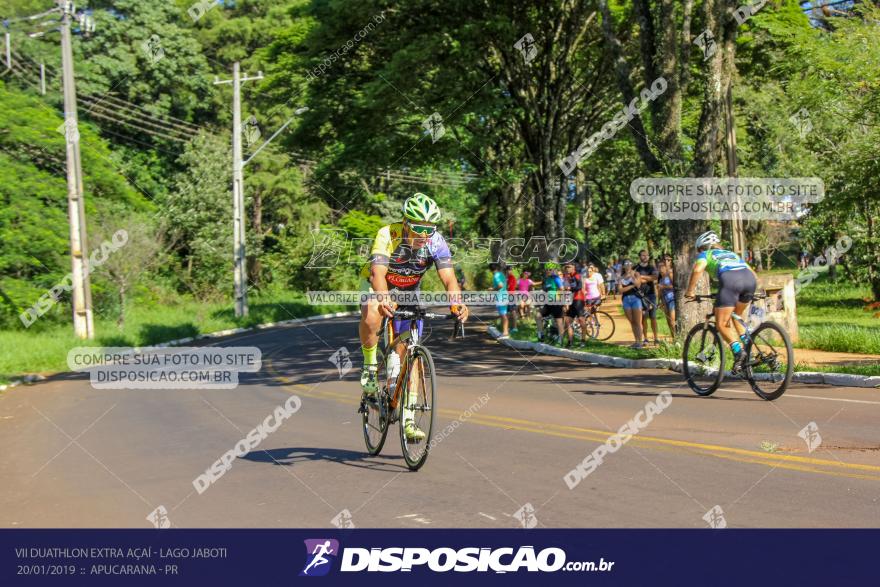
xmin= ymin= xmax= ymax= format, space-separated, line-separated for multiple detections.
xmin=0 ymin=83 xmax=145 ymax=327
xmin=161 ymin=131 xmax=232 ymax=297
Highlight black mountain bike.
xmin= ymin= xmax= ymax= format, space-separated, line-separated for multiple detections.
xmin=682 ymin=293 xmax=793 ymax=400
xmin=358 ymin=308 xmax=464 ymax=471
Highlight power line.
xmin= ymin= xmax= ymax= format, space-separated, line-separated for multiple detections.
xmin=4 ymin=55 xmax=193 ymax=145
xmin=85 ymin=93 xmax=202 ymax=134
xmin=80 ymin=98 xmax=195 ymax=141
xmin=92 ymin=127 xmax=185 ymax=158
xmin=82 ymin=108 xmax=189 ymax=143
xmin=11 ymin=47 xmax=53 ymax=77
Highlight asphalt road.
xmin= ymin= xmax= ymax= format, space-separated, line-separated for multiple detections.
xmin=2 ymin=315 xmax=879 ymax=528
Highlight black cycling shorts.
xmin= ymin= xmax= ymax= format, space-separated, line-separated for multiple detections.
xmin=541 ymin=304 xmax=563 ymax=319
xmin=566 ymin=300 xmax=585 ymax=318
xmin=716 ymin=269 xmax=756 ymax=308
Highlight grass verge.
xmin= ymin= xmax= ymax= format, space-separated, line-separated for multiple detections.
xmin=0 ymin=292 xmax=350 ymax=384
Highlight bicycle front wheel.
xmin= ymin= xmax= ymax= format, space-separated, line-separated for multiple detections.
xmin=746 ymin=321 xmax=794 ymax=401
xmin=589 ymin=311 xmax=616 ymax=341
xmin=682 ymin=323 xmax=725 ymax=396
xmin=361 ymin=348 xmax=389 ymax=455
xmin=398 ymin=345 xmax=436 ymax=471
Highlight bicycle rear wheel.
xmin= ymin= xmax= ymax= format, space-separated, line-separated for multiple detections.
xmin=361 ymin=349 xmax=390 ymax=455
xmin=399 ymin=346 xmax=436 ymax=471
xmin=746 ymin=321 xmax=794 ymax=401
xmin=588 ymin=311 xmax=616 ymax=341
xmin=682 ymin=323 xmax=725 ymax=396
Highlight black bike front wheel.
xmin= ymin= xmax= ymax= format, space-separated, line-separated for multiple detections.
xmin=682 ymin=323 xmax=725 ymax=396
xmin=361 ymin=349 xmax=390 ymax=455
xmin=398 ymin=345 xmax=436 ymax=471
xmin=746 ymin=321 xmax=794 ymax=401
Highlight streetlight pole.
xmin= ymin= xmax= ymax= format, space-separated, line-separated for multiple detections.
xmin=215 ymin=62 xmax=262 ymax=317
xmin=215 ymin=63 xmax=307 ymax=318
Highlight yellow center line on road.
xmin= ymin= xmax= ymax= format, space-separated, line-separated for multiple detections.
xmin=263 ymin=358 xmax=880 ymax=482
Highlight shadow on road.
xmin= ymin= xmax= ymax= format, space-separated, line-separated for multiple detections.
xmin=242 ymin=446 xmax=408 ymax=473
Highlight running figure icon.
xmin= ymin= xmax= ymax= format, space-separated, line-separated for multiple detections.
xmin=300 ymin=539 xmax=340 ymax=577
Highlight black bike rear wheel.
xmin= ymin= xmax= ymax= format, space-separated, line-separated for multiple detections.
xmin=399 ymin=346 xmax=436 ymax=471
xmin=589 ymin=311 xmax=616 ymax=341
xmin=682 ymin=323 xmax=725 ymax=396
xmin=361 ymin=348 xmax=390 ymax=455
xmin=746 ymin=321 xmax=794 ymax=401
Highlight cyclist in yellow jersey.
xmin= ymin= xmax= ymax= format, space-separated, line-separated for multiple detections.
xmin=358 ymin=193 xmax=469 ymax=440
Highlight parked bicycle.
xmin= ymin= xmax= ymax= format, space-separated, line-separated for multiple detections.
xmin=682 ymin=293 xmax=793 ymax=400
xmin=358 ymin=308 xmax=464 ymax=471
xmin=582 ymin=300 xmax=616 ymax=342
xmin=544 ymin=301 xmax=616 ymax=342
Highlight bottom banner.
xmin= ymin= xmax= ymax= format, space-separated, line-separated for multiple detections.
xmin=2 ymin=529 xmax=876 ymax=585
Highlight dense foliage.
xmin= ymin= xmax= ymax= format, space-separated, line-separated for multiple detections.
xmin=1 ymin=0 xmax=878 ymax=335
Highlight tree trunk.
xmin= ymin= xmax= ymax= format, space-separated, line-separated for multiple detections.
xmin=865 ymin=204 xmax=880 ymax=301
xmin=673 ymin=0 xmax=731 ymax=338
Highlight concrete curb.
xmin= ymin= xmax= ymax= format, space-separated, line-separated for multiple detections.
xmin=487 ymin=327 xmax=879 ymax=389
xmin=0 ymin=310 xmax=358 ymax=391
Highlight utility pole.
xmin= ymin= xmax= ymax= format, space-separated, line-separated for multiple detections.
xmin=6 ymin=2 xmax=95 ymax=337
xmin=215 ymin=62 xmax=306 ymax=317
xmin=59 ymin=0 xmax=94 ymax=338
xmin=215 ymin=62 xmax=262 ymax=317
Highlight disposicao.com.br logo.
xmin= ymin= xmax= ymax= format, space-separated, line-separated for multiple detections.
xmin=301 ymin=541 xmax=614 ymax=574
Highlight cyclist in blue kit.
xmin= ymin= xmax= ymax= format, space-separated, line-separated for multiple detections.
xmin=684 ymin=231 xmax=757 ymax=373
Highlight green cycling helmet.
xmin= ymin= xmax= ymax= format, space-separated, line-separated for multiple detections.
xmin=403 ymin=192 xmax=442 ymax=223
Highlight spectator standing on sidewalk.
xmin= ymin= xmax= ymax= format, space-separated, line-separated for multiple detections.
xmin=517 ymin=269 xmax=540 ymax=319
xmin=636 ymin=249 xmax=660 ymax=345
xmin=618 ymin=260 xmax=644 ymax=348
xmin=536 ymin=264 xmax=564 ymax=344
xmin=658 ymin=256 xmax=676 ymax=337
xmin=490 ymin=263 xmax=510 ymax=338
xmin=504 ymin=265 xmax=518 ymax=333
xmin=605 ymin=262 xmax=617 ymax=298
xmin=562 ymin=262 xmax=586 ymax=347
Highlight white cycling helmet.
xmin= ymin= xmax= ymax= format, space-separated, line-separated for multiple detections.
xmin=402 ymin=192 xmax=442 ymax=223
xmin=695 ymin=230 xmax=720 ymax=250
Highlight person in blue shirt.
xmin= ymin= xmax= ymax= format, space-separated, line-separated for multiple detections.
xmin=535 ymin=263 xmax=565 ymax=344
xmin=490 ymin=263 xmax=510 ymax=337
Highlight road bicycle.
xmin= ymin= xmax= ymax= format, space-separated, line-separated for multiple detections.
xmin=358 ymin=308 xmax=464 ymax=471
xmin=582 ymin=300 xmax=616 ymax=341
xmin=682 ymin=293 xmax=793 ymax=400
xmin=543 ymin=301 xmax=615 ymax=342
